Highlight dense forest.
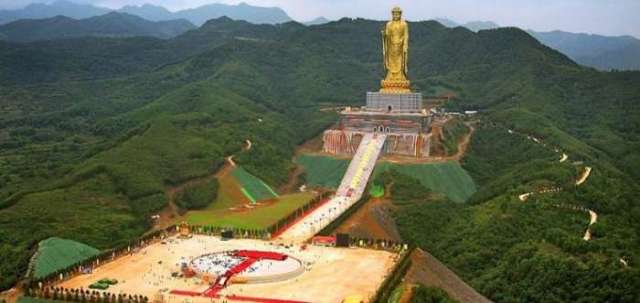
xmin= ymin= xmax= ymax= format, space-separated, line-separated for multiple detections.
xmin=388 ymin=122 xmax=639 ymax=302
xmin=0 ymin=17 xmax=638 ymax=302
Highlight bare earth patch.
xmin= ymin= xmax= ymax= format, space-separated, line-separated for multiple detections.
xmin=58 ymin=235 xmax=397 ymax=303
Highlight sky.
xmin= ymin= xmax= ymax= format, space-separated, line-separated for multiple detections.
xmin=2 ymin=0 xmax=639 ymax=38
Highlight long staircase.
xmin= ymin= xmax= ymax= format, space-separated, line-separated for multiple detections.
xmin=337 ymin=133 xmax=387 ymax=200
xmin=276 ymin=133 xmax=386 ymax=243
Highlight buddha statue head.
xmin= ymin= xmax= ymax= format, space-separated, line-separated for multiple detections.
xmin=392 ymin=6 xmax=402 ymax=21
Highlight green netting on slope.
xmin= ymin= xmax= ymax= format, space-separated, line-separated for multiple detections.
xmin=297 ymin=154 xmax=476 ymax=203
xmin=231 ymin=166 xmax=278 ymax=202
xmin=32 ymin=237 xmax=100 ymax=279
xmin=373 ymin=161 xmax=477 ymax=203
xmin=296 ymin=155 xmax=349 ymax=189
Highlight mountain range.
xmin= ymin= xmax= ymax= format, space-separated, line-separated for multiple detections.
xmin=437 ymin=18 xmax=640 ymax=71
xmin=4 ymin=1 xmax=638 ymax=71
xmin=0 ymin=0 xmax=108 ymax=23
xmin=0 ymin=0 xmax=292 ymax=26
xmin=528 ymin=30 xmax=640 ymax=71
xmin=303 ymin=16 xmax=331 ymax=26
xmin=0 ymin=12 xmax=195 ymax=42
xmin=434 ymin=18 xmax=500 ymax=32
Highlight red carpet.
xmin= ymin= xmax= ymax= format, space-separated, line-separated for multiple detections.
xmin=173 ymin=250 xmax=297 ymax=300
xmin=228 ymin=258 xmax=259 ymax=275
xmin=203 ymin=285 xmax=224 ymax=298
xmin=235 ymin=250 xmax=288 ymax=261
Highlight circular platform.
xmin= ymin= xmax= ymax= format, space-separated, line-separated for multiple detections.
xmin=190 ymin=250 xmax=304 ymax=284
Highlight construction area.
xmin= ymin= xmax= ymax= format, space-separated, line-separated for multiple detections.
xmin=57 ymin=235 xmax=398 ymax=303
xmin=48 ymin=103 xmax=405 ymax=303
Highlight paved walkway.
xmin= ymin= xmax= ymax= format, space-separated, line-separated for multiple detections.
xmin=277 ymin=133 xmax=386 ymax=243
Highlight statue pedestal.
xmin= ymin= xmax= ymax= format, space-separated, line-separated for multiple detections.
xmin=366 ymin=91 xmax=422 ymax=113
xmin=380 ymin=79 xmax=411 ymax=93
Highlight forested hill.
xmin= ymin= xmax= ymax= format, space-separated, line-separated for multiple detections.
xmin=0 ymin=1 xmax=292 ymax=26
xmin=0 ymin=12 xmax=195 ymax=42
xmin=529 ymin=30 xmax=640 ymax=71
xmin=0 ymin=18 xmax=638 ymax=302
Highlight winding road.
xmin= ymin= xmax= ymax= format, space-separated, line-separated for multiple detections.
xmin=510 ymin=129 xmax=597 ymax=241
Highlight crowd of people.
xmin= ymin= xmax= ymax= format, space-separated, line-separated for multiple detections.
xmin=190 ymin=252 xmax=244 ymax=276
xmin=190 ymin=252 xmax=302 ymax=279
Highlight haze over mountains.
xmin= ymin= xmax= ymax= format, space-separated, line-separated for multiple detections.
xmin=0 ymin=0 xmax=292 ymax=25
xmin=0 ymin=12 xmax=195 ymax=42
xmin=529 ymin=30 xmax=640 ymax=71
xmin=438 ymin=18 xmax=640 ymax=71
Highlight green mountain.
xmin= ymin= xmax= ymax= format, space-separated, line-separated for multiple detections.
xmin=0 ymin=17 xmax=638 ymax=302
xmin=0 ymin=0 xmax=110 ymax=24
xmin=169 ymin=2 xmax=292 ymax=26
xmin=118 ymin=4 xmax=174 ymax=21
xmin=433 ymin=18 xmax=499 ymax=31
xmin=529 ymin=30 xmax=640 ymax=70
xmin=461 ymin=20 xmax=499 ymax=32
xmin=0 ymin=12 xmax=195 ymax=42
xmin=434 ymin=19 xmax=640 ymax=71
xmin=0 ymin=1 xmax=292 ymax=27
xmin=304 ymin=17 xmax=331 ymax=26
xmin=120 ymin=2 xmax=293 ymax=26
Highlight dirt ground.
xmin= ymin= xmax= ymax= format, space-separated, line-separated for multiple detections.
xmin=332 ymin=192 xmax=491 ymax=303
xmin=383 ymin=122 xmax=475 ymax=164
xmin=404 ymin=249 xmax=492 ymax=303
xmin=58 ymin=235 xmax=397 ymax=303
xmin=278 ymin=165 xmax=305 ymax=194
xmin=334 ymin=197 xmax=401 ymax=241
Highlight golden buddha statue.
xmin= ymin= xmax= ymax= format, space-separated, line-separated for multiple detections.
xmin=381 ymin=6 xmax=411 ymax=93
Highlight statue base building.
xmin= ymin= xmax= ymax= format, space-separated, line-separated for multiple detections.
xmin=323 ymin=91 xmax=432 ymax=158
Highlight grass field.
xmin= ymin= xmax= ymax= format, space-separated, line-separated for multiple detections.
xmin=32 ymin=237 xmax=100 ymax=279
xmin=185 ymin=192 xmax=315 ymax=229
xmin=297 ymin=154 xmax=476 ymax=203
